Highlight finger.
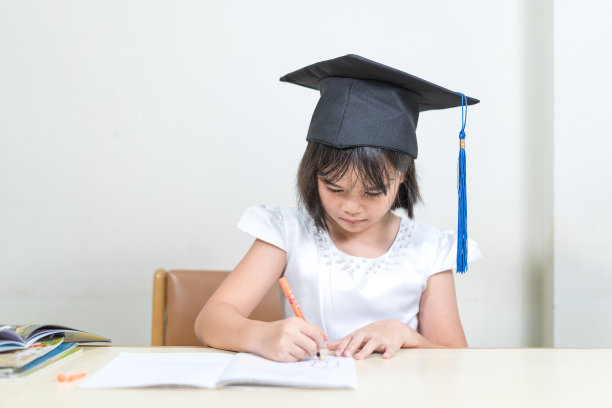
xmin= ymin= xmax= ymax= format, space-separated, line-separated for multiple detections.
xmin=354 ymin=338 xmax=379 ymax=360
xmin=326 ymin=339 xmax=341 ymax=350
xmin=273 ymin=348 xmax=301 ymax=362
xmin=299 ymin=322 xmax=328 ymax=351
xmin=331 ymin=335 xmax=352 ymax=357
xmin=286 ymin=351 xmax=302 ymax=362
xmin=294 ymin=335 xmax=319 ymax=358
xmin=343 ymin=332 xmax=366 ymax=357
xmin=382 ymin=344 xmax=397 ymax=359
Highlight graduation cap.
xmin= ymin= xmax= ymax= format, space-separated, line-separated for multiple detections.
xmin=280 ymin=54 xmax=479 ymax=273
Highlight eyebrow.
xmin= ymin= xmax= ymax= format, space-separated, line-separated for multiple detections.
xmin=366 ymin=185 xmax=389 ymax=192
xmin=321 ymin=178 xmax=390 ymax=192
xmin=321 ymin=178 xmax=342 ymax=188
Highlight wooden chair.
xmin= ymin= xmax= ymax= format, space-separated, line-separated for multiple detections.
xmin=151 ymin=269 xmax=283 ymax=346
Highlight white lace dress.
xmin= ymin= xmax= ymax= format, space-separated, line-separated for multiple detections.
xmin=238 ymin=204 xmax=482 ymax=342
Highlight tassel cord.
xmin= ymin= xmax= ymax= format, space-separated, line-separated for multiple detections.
xmin=456 ymin=93 xmax=468 ymax=274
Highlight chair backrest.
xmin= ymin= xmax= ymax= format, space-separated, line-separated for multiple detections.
xmin=152 ymin=269 xmax=283 ymax=346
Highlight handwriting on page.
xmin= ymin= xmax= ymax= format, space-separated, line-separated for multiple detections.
xmin=218 ymin=353 xmax=357 ymax=388
xmin=236 ymin=354 xmax=341 ymax=369
xmin=309 ymin=359 xmax=341 ymax=369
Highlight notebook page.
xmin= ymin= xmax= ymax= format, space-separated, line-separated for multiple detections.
xmin=217 ymin=353 xmax=357 ymax=389
xmin=79 ymin=352 xmax=234 ymax=388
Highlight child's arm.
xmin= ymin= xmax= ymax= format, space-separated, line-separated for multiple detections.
xmin=417 ymin=269 xmax=468 ymax=348
xmin=194 ymin=239 xmax=328 ymax=362
xmin=326 ymin=269 xmax=466 ymax=359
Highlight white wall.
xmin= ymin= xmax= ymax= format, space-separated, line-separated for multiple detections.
xmin=1 ymin=0 xmax=606 ymax=347
xmin=554 ymin=0 xmax=612 ymax=346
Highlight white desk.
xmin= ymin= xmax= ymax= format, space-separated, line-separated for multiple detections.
xmin=3 ymin=346 xmax=612 ymax=407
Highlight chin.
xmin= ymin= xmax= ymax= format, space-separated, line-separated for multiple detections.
xmin=337 ymin=218 xmax=369 ymax=230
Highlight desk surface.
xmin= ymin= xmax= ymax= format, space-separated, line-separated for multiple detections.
xmin=3 ymin=346 xmax=612 ymax=408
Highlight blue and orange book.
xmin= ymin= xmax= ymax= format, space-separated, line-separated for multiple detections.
xmin=0 ymin=324 xmax=110 ymax=379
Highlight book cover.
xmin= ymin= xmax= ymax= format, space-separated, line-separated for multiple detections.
xmin=0 ymin=324 xmax=109 ymax=352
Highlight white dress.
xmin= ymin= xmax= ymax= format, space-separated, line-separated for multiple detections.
xmin=238 ymin=204 xmax=482 ymax=342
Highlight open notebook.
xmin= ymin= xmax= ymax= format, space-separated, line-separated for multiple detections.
xmin=80 ymin=352 xmax=356 ymax=389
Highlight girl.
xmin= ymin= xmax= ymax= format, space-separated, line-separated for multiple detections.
xmin=195 ymin=54 xmax=481 ymax=362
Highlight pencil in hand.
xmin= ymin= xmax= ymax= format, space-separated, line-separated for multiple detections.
xmin=278 ymin=277 xmax=322 ymax=360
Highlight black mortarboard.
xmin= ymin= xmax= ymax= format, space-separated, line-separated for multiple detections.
xmin=280 ymin=54 xmax=478 ymax=273
xmin=279 ymin=54 xmax=479 ymax=158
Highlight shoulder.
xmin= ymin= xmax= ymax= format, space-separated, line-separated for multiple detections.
xmin=237 ymin=204 xmax=316 ymax=251
xmin=408 ymin=218 xmax=480 ymax=252
xmin=408 ymin=219 xmax=446 ymax=244
xmin=403 ymin=217 xmax=482 ymax=275
xmin=239 ymin=204 xmax=285 ymax=224
xmin=238 ymin=204 xmax=313 ymax=229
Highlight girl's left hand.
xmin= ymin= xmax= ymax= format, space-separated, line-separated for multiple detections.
xmin=326 ymin=319 xmax=424 ymax=359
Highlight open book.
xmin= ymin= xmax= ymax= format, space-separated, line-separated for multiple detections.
xmin=0 ymin=324 xmax=110 ymax=352
xmin=80 ymin=352 xmax=357 ymax=389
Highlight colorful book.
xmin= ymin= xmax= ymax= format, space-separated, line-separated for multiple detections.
xmin=0 ymin=324 xmax=109 ymax=352
xmin=0 ymin=337 xmax=64 ymax=368
xmin=0 ymin=342 xmax=81 ymax=379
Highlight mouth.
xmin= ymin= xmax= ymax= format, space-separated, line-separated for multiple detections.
xmin=340 ymin=217 xmax=365 ymax=225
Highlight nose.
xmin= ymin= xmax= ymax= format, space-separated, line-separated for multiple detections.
xmin=341 ymin=195 xmax=362 ymax=215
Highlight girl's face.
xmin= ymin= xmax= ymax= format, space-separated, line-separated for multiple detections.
xmin=317 ymin=168 xmax=402 ymax=234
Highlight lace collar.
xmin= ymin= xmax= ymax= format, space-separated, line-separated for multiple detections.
xmin=312 ymin=216 xmax=415 ymax=275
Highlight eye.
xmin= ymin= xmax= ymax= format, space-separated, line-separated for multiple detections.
xmin=365 ymin=191 xmax=384 ymax=197
xmin=326 ymin=187 xmax=343 ymax=193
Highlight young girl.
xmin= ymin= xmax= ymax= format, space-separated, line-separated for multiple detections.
xmin=195 ymin=54 xmax=481 ymax=362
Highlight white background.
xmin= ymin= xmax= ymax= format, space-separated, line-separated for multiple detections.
xmin=1 ymin=0 xmax=610 ymax=347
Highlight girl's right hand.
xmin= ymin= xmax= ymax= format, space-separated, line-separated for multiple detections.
xmin=256 ymin=317 xmax=328 ymax=362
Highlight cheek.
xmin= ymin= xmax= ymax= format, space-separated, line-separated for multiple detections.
xmin=372 ymin=198 xmax=391 ymax=212
xmin=371 ymin=193 xmax=396 ymax=212
xmin=317 ymin=185 xmax=327 ymax=202
xmin=317 ymin=187 xmax=333 ymax=208
xmin=385 ymin=184 xmax=401 ymax=206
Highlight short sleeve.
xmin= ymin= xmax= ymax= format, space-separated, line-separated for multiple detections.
xmin=428 ymin=231 xmax=482 ymax=277
xmin=237 ymin=204 xmax=287 ymax=251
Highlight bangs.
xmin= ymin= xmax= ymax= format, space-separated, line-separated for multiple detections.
xmin=316 ymin=145 xmax=401 ymax=194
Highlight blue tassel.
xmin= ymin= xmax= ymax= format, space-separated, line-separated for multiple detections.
xmin=456 ymin=93 xmax=468 ymax=274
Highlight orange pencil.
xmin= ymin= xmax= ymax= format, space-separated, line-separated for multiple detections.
xmin=279 ymin=277 xmax=322 ymax=360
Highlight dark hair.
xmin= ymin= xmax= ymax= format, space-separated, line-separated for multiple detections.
xmin=297 ymin=142 xmax=421 ymax=231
